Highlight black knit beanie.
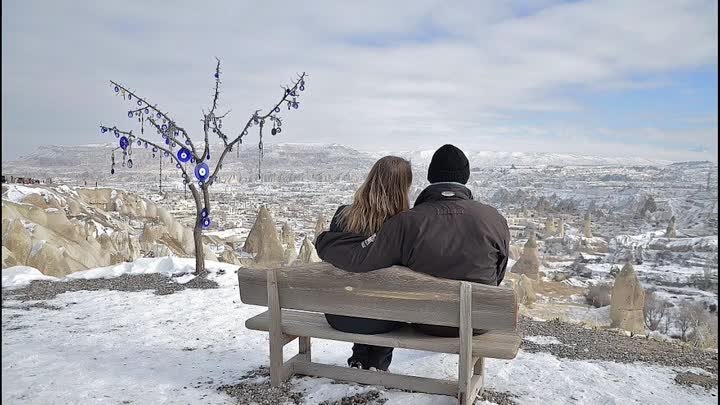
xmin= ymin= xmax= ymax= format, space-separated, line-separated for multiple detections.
xmin=427 ymin=144 xmax=470 ymax=184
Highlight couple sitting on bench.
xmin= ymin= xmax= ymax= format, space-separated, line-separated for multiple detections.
xmin=316 ymin=144 xmax=511 ymax=372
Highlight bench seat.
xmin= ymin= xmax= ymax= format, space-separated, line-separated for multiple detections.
xmin=246 ymin=309 xmax=522 ymax=360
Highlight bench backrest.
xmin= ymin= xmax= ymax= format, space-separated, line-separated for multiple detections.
xmin=238 ymin=263 xmax=518 ymax=331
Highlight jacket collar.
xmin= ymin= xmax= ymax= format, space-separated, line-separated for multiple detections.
xmin=414 ymin=182 xmax=473 ymax=206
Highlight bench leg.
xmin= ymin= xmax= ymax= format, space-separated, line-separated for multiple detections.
xmin=457 ymin=282 xmax=474 ymax=405
xmin=299 ymin=336 xmax=311 ymax=361
xmin=470 ymin=357 xmax=485 ymax=400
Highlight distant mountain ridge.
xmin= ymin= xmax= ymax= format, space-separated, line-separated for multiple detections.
xmin=3 ymin=142 xmax=679 ymax=183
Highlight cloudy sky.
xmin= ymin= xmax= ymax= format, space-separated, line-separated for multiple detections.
xmin=2 ymin=0 xmax=717 ymax=161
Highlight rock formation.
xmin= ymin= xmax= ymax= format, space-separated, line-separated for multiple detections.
xmin=610 ymin=263 xmax=646 ymax=334
xmin=544 ymin=217 xmax=556 ymax=237
xmin=281 ymin=222 xmax=295 ymax=246
xmin=665 ymin=216 xmax=677 ymax=238
xmin=250 ymin=207 xmax=284 ymax=265
xmin=582 ymin=212 xmax=593 ymax=238
xmin=511 ymin=229 xmax=540 ymax=280
xmin=283 ymin=243 xmax=298 ymax=266
xmin=243 ymin=206 xmax=276 ymax=254
xmin=517 ymin=274 xmax=536 ymax=306
xmin=298 ymin=236 xmax=321 ymax=264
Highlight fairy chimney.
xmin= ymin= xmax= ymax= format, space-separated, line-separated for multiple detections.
xmin=283 ymin=243 xmax=298 ymax=266
xmin=298 ymin=236 xmax=321 ymax=264
xmin=281 ymin=222 xmax=295 ymax=246
xmin=582 ymin=212 xmax=593 ymax=238
xmin=665 ymin=216 xmax=677 ymax=238
xmin=243 ymin=206 xmax=275 ymax=254
xmin=243 ymin=206 xmax=284 ymax=264
xmin=610 ymin=263 xmax=646 ymax=334
xmin=511 ymin=229 xmax=540 ymax=280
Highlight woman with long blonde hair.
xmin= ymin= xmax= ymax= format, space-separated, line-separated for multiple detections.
xmin=324 ymin=155 xmax=412 ymax=371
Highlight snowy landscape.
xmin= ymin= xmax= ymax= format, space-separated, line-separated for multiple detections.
xmin=2 ymin=143 xmax=718 ymax=404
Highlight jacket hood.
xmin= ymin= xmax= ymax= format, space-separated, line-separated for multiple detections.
xmin=414 ymin=182 xmax=473 ymax=206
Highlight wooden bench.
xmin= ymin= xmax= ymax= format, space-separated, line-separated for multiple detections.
xmin=238 ymin=263 xmax=520 ymax=405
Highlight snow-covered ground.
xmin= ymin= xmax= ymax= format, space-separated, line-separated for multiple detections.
xmin=2 ymin=258 xmax=717 ymax=404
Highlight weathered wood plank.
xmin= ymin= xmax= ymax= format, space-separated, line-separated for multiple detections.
xmin=267 ymin=269 xmax=286 ymax=387
xmin=238 ymin=264 xmax=517 ymax=330
xmin=458 ymin=282 xmax=474 ymax=404
xmin=246 ymin=310 xmax=522 ymax=359
xmin=293 ymin=361 xmax=458 ymax=396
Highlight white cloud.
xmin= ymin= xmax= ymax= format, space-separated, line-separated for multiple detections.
xmin=1 ymin=0 xmax=717 ymax=161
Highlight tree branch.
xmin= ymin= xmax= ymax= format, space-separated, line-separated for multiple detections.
xmin=208 ymin=72 xmax=307 ymax=184
xmin=100 ymin=125 xmax=191 ymax=181
xmin=110 ymin=80 xmax=201 ymax=160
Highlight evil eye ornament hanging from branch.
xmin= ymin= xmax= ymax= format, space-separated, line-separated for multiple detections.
xmin=201 ymin=216 xmax=212 ymax=229
xmin=177 ymin=148 xmax=192 ymax=163
xmin=194 ymin=162 xmax=210 ymax=182
xmin=119 ymin=136 xmax=130 ymax=150
xmin=127 ymin=159 xmax=133 ymax=168
xmin=201 ymin=208 xmax=209 ymax=218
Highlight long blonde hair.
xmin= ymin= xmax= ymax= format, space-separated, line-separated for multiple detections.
xmin=339 ymin=156 xmax=412 ymax=236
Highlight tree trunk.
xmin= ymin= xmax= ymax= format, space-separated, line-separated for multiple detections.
xmin=189 ymin=184 xmax=206 ymax=275
xmin=194 ymin=222 xmax=206 ymax=275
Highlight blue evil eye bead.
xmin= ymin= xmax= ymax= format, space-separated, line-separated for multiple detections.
xmin=119 ymin=136 xmax=129 ymax=150
xmin=206 ymin=152 xmax=210 ymax=160
xmin=164 ymin=137 xmax=170 ymax=145
xmin=194 ymin=162 xmax=210 ymax=181
xmin=190 ymin=157 xmax=195 ymax=163
xmin=128 ymin=111 xmax=133 ymax=118
xmin=114 ymin=86 xmax=119 ymax=93
xmin=144 ymin=142 xmax=148 ymax=148
xmin=156 ymin=112 xmax=162 ymax=118
xmin=161 ymin=124 xmax=167 ymax=132
xmin=176 ymin=163 xmax=181 ymax=169
xmin=300 ymin=84 xmax=305 ymax=91
xmin=214 ymin=72 xmax=219 ymax=79
xmin=137 ymin=100 xmax=142 ymax=106
xmin=164 ymin=151 xmax=169 ymax=157
xmin=111 ymin=168 xmax=115 ymax=174
xmin=177 ymin=148 xmax=191 ymax=163
xmin=293 ymin=102 xmax=299 ymax=109
xmin=276 ymin=127 xmax=282 ymax=134
xmin=201 ymin=208 xmax=209 ymax=218
xmin=271 ymin=128 xmax=277 ymax=135
xmin=185 ymin=140 xmax=190 ymax=145
xmin=201 ymin=216 xmax=211 ymax=229
xmin=136 ymin=140 xmax=141 ymax=146
xmin=101 ymin=127 xmax=107 ymax=133
xmin=152 ymin=147 xmax=158 ymax=152
xmin=174 ymin=130 xmax=179 ymax=136
xmin=274 ymin=107 xmax=280 ymax=113
xmin=127 ymin=159 xmax=133 ymax=168
xmin=128 ymin=94 xmax=132 ymax=101
xmin=144 ymin=108 xmax=149 ymax=114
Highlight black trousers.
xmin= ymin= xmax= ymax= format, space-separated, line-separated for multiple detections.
xmin=325 ymin=314 xmax=486 ymax=370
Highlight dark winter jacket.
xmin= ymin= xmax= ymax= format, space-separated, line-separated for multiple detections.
xmin=315 ymin=182 xmax=511 ymax=286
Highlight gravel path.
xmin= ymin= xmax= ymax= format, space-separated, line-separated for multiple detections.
xmin=519 ymin=317 xmax=718 ymax=383
xmin=218 ymin=367 xmax=519 ymax=405
xmin=2 ymin=273 xmax=218 ymax=303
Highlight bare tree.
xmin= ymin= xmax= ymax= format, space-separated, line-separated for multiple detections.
xmin=643 ymin=291 xmax=669 ymax=331
xmin=100 ymin=59 xmax=307 ymax=274
xmin=674 ymin=301 xmax=705 ymax=342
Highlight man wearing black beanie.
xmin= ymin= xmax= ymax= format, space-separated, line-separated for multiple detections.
xmin=316 ymin=144 xmax=511 ymax=343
